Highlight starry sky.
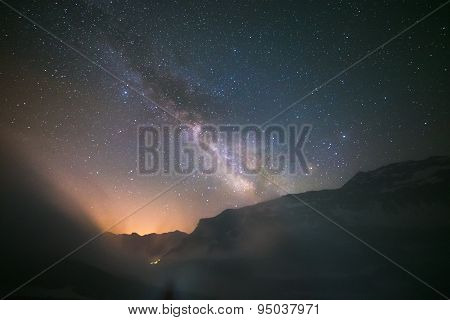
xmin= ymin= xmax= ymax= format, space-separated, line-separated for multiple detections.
xmin=1 ymin=0 xmax=449 ymax=234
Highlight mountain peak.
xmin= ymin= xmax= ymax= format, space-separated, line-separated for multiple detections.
xmin=342 ymin=156 xmax=450 ymax=192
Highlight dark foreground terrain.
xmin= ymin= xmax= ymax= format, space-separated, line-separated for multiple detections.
xmin=1 ymin=153 xmax=449 ymax=299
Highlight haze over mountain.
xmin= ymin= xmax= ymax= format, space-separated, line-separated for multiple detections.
xmin=0 ymin=140 xmax=156 ymax=299
xmin=102 ymin=231 xmax=187 ymax=261
xmin=154 ymin=156 xmax=450 ymax=299
xmin=1 ymin=150 xmax=449 ymax=299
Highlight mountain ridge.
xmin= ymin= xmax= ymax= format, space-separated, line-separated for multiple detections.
xmin=147 ymin=156 xmax=450 ymax=299
xmin=180 ymin=155 xmax=450 ymax=238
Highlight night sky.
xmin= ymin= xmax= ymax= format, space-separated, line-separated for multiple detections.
xmin=1 ymin=0 xmax=449 ymax=234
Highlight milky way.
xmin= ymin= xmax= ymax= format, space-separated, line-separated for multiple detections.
xmin=1 ymin=0 xmax=449 ymax=233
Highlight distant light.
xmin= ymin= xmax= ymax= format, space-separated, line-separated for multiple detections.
xmin=150 ymin=258 xmax=161 ymax=265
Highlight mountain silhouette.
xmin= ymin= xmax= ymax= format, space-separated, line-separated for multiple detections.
xmin=0 ymin=140 xmax=157 ymax=299
xmin=153 ymin=156 xmax=450 ymax=299
xmin=1 ymin=151 xmax=449 ymax=299
xmin=102 ymin=231 xmax=187 ymax=261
